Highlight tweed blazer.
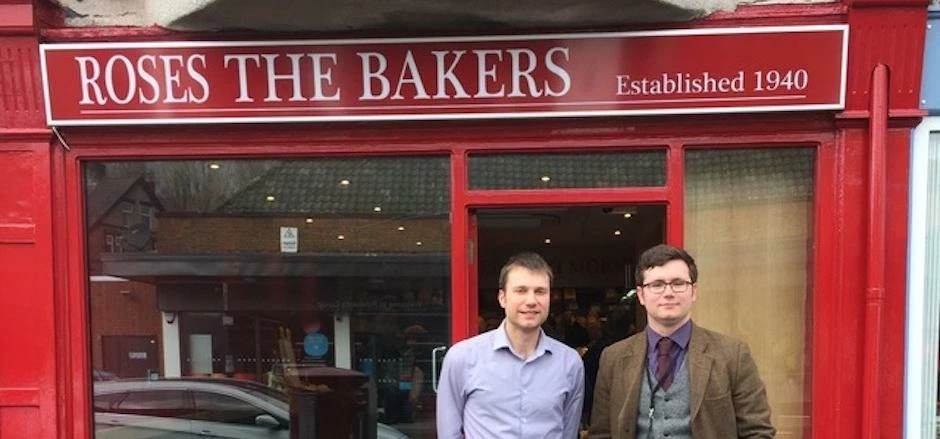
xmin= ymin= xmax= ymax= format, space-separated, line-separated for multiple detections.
xmin=587 ymin=323 xmax=775 ymax=439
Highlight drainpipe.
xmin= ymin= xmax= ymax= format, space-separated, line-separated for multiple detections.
xmin=861 ymin=63 xmax=888 ymax=439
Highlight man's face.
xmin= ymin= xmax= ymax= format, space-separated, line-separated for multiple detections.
xmin=637 ymin=259 xmax=697 ymax=331
xmin=498 ymin=266 xmax=551 ymax=333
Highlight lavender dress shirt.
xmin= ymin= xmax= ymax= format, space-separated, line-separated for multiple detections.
xmin=645 ymin=319 xmax=693 ymax=379
xmin=436 ymin=320 xmax=585 ymax=438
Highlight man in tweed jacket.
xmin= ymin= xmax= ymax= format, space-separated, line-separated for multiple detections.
xmin=588 ymin=244 xmax=774 ymax=439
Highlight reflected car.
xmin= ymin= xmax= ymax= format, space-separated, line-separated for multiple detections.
xmin=94 ymin=378 xmax=408 ymax=439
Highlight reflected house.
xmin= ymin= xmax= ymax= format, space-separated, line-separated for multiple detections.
xmin=94 ymin=158 xmax=450 ymax=426
xmin=86 ymin=171 xmax=166 ymax=379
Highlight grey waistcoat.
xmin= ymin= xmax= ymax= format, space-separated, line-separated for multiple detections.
xmin=636 ymin=359 xmax=693 ymax=439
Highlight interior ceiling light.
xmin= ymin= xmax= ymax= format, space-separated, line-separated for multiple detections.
xmin=397 ymin=225 xmax=405 ymax=231
xmin=305 ymin=218 xmax=314 ymax=224
xmin=373 ymin=206 xmax=382 ymax=212
xmin=265 ymin=195 xmax=275 ymax=202
xmin=544 ymin=238 xmax=552 ymax=244
xmin=614 ymin=230 xmax=622 ymax=236
xmin=603 ymin=206 xmax=638 ymax=217
xmin=208 ymin=163 xmax=221 ymax=170
xmin=540 ymin=175 xmax=551 ymax=182
xmin=337 ymin=234 xmax=345 ymax=240
xmin=340 ymin=179 xmax=350 ymax=186
xmin=416 ymin=241 xmax=423 ymax=246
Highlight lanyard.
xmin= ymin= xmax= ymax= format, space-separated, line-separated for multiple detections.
xmin=644 ymin=354 xmax=677 ymax=439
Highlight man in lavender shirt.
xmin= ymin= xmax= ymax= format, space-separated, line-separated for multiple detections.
xmin=437 ymin=252 xmax=585 ymax=438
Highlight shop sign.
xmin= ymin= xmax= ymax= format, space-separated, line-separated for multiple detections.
xmin=40 ymin=25 xmax=847 ymax=126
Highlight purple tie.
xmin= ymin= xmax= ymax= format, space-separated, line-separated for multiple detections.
xmin=656 ymin=337 xmax=675 ymax=390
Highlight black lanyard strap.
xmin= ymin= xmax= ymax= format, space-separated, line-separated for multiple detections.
xmin=644 ymin=353 xmax=678 ymax=439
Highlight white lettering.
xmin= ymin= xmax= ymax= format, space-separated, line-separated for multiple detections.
xmin=358 ymin=52 xmax=390 ymax=100
xmin=160 ymin=55 xmax=188 ymax=104
xmin=187 ymin=54 xmax=210 ymax=103
xmin=76 ymin=57 xmax=106 ymax=105
xmin=261 ymin=53 xmax=306 ymax=102
xmin=104 ymin=56 xmax=136 ymax=105
xmin=391 ymin=51 xmax=430 ymax=100
xmin=309 ymin=53 xmax=340 ymax=101
xmin=473 ymin=49 xmax=504 ymax=98
xmin=432 ymin=50 xmax=470 ymax=99
xmin=544 ymin=47 xmax=571 ymax=97
xmin=507 ymin=48 xmax=542 ymax=98
xmin=136 ymin=55 xmax=160 ymax=104
xmin=224 ymin=54 xmax=261 ymax=103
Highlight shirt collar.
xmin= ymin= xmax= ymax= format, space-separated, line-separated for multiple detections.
xmin=492 ymin=319 xmax=552 ymax=357
xmin=646 ymin=319 xmax=693 ymax=351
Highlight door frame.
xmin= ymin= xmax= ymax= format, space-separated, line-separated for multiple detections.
xmin=449 ymin=143 xmax=685 ymax=344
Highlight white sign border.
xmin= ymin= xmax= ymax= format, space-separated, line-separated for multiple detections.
xmin=40 ymin=24 xmax=849 ymax=127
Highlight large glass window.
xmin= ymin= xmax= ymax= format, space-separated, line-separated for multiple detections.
xmin=86 ymin=156 xmax=450 ymax=439
xmin=684 ymin=148 xmax=814 ymax=438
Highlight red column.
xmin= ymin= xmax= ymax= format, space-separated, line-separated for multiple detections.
xmin=0 ymin=1 xmax=57 ymax=438
xmin=824 ymin=1 xmax=926 ymax=437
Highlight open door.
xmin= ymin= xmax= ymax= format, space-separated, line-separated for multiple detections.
xmin=472 ymin=204 xmax=666 ymax=423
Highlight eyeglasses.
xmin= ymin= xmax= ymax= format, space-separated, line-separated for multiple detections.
xmin=640 ymin=280 xmax=693 ymax=294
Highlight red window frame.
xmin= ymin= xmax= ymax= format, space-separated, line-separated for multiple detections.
xmin=55 ymin=115 xmax=836 ymax=439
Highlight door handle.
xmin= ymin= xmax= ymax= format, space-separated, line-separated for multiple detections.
xmin=431 ymin=345 xmax=447 ymax=393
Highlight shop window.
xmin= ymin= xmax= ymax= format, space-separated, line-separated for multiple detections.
xmin=684 ymin=148 xmax=814 ymax=438
xmin=84 ymin=157 xmax=451 ymax=439
xmin=468 ymin=150 xmax=666 ymax=189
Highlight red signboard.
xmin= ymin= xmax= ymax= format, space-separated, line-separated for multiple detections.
xmin=40 ymin=25 xmax=847 ymax=126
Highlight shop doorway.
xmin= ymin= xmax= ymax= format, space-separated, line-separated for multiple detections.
xmin=474 ymin=205 xmax=666 ymax=342
xmin=473 ymin=204 xmax=665 ymax=423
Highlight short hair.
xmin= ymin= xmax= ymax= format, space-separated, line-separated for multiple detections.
xmin=635 ymin=244 xmax=698 ymax=286
xmin=498 ymin=252 xmax=554 ymax=290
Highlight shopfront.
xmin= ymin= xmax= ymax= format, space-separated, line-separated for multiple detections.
xmin=0 ymin=0 xmax=928 ymax=438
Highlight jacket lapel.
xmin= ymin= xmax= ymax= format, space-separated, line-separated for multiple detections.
xmin=688 ymin=324 xmax=714 ymax=422
xmin=616 ymin=332 xmax=647 ymax=438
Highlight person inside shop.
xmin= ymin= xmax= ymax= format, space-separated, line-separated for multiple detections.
xmin=437 ymin=252 xmax=585 ymax=438
xmin=588 ymin=244 xmax=775 ymax=439
xmin=382 ymin=323 xmax=428 ymax=424
xmin=582 ymin=305 xmax=633 ymax=424
xmin=565 ymin=309 xmax=592 ymax=350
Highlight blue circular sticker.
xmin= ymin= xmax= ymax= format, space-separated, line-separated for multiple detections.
xmin=303 ymin=332 xmax=329 ymax=357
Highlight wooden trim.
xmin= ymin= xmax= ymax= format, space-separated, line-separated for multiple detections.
xmin=0 ymin=388 xmax=40 ymax=407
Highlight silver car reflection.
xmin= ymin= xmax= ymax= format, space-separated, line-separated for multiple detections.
xmin=94 ymin=378 xmax=408 ymax=439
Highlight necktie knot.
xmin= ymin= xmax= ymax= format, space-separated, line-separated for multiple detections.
xmin=657 ymin=337 xmax=674 ymax=356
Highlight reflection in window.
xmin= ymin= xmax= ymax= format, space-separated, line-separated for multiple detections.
xmin=86 ymin=157 xmax=450 ymax=439
xmin=685 ymin=148 xmax=814 ymax=438
xmin=193 ymin=392 xmax=267 ymax=424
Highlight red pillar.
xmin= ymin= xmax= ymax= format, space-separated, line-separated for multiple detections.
xmin=0 ymin=1 xmax=57 ymax=437
xmin=827 ymin=1 xmax=926 ymax=437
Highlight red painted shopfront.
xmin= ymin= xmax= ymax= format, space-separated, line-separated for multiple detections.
xmin=0 ymin=0 xmax=928 ymax=437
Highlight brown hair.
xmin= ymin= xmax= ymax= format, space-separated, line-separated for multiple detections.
xmin=498 ymin=252 xmax=554 ymax=290
xmin=635 ymin=244 xmax=698 ymax=286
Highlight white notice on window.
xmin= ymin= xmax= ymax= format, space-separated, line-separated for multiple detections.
xmin=280 ymin=227 xmax=298 ymax=253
